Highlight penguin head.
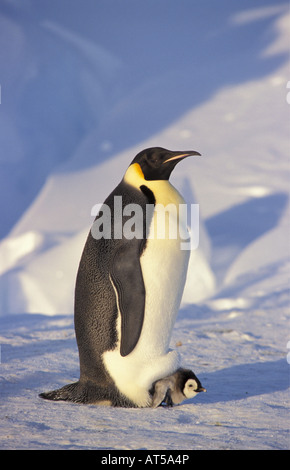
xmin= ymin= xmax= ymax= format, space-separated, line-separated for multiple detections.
xmin=131 ymin=147 xmax=201 ymax=181
xmin=179 ymin=369 xmax=206 ymax=400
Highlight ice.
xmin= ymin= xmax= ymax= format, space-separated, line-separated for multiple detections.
xmin=0 ymin=0 xmax=289 ymax=450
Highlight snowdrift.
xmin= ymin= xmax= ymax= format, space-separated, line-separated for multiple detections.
xmin=0 ymin=1 xmax=289 ymax=450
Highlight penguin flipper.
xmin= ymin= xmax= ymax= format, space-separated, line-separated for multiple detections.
xmin=111 ymin=242 xmax=145 ymax=357
xmin=151 ymin=378 xmax=172 ymax=408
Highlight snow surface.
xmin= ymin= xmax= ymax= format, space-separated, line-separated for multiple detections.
xmin=0 ymin=0 xmax=289 ymax=450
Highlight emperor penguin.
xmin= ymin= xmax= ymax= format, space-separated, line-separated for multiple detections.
xmin=40 ymin=147 xmax=201 ymax=407
xmin=151 ymin=368 xmax=206 ymax=408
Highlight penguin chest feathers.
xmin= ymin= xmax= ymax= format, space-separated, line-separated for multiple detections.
xmin=123 ymin=163 xmax=190 ymax=353
xmin=124 ymin=162 xmax=189 ymax=237
xmin=103 ymin=162 xmax=191 ymax=406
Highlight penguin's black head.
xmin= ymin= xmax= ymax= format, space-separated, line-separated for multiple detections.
xmin=178 ymin=369 xmax=206 ymax=396
xmin=131 ymin=147 xmax=201 ymax=181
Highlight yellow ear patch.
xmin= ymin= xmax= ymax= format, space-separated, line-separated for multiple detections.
xmin=133 ymin=163 xmax=145 ymax=179
xmin=124 ymin=163 xmax=145 ymax=187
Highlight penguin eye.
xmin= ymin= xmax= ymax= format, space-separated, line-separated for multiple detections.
xmin=148 ymin=155 xmax=160 ymax=166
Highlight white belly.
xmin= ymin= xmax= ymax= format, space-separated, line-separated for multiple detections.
xmin=138 ymin=206 xmax=190 ymax=356
xmin=103 ymin=179 xmax=190 ymax=406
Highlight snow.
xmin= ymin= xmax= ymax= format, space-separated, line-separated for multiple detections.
xmin=0 ymin=0 xmax=289 ymax=450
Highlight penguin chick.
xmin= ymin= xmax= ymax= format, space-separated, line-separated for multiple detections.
xmin=151 ymin=368 xmax=206 ymax=408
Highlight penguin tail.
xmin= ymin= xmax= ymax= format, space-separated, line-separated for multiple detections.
xmin=39 ymin=381 xmax=140 ymax=407
xmin=39 ymin=381 xmax=84 ymax=403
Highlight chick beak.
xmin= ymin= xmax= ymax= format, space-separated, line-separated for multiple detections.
xmin=196 ymin=387 xmax=206 ymax=393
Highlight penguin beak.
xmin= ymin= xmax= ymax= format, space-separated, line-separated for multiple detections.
xmin=163 ymin=150 xmax=201 ymax=164
xmin=196 ymin=387 xmax=206 ymax=393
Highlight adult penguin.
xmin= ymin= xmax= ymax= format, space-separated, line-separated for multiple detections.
xmin=40 ymin=147 xmax=200 ymax=407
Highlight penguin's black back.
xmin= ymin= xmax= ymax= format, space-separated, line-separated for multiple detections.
xmin=74 ymin=179 xmax=155 ymax=384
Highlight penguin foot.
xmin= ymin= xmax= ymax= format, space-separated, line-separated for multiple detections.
xmin=163 ymin=390 xmax=173 ymax=407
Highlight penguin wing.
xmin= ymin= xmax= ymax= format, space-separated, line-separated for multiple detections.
xmin=111 ymin=241 xmax=145 ymax=357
